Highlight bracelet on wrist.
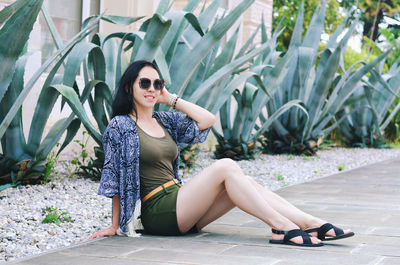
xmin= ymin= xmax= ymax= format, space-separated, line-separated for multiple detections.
xmin=168 ymin=94 xmax=177 ymax=107
xmin=172 ymin=96 xmax=180 ymax=109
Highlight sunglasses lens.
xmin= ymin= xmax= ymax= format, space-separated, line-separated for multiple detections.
xmin=154 ymin=79 xmax=164 ymax=90
xmin=139 ymin=78 xmax=151 ymax=89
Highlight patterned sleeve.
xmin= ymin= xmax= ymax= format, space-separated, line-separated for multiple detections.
xmin=173 ymin=112 xmax=211 ymax=144
xmin=98 ymin=119 xmax=121 ymax=198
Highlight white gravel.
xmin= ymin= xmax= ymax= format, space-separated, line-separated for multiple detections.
xmin=1 ymin=147 xmax=400 ymax=263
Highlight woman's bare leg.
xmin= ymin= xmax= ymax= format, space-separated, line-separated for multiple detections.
xmin=246 ymin=176 xmax=316 ymax=229
xmin=195 ymin=175 xmax=351 ymax=237
xmin=195 ymin=177 xmax=316 ymax=230
xmin=176 ymin=159 xmax=321 ymax=245
xmin=195 ymin=190 xmax=235 ymax=230
xmin=247 ymin=176 xmax=352 ymax=236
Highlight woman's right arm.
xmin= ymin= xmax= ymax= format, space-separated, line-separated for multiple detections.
xmin=88 ymin=195 xmax=120 ymax=239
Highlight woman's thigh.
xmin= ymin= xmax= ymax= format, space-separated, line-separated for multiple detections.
xmin=176 ymin=159 xmax=236 ymax=232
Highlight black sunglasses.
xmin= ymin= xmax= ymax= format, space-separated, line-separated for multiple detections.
xmin=139 ymin=78 xmax=164 ymax=91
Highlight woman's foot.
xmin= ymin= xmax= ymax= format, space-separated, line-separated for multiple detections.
xmin=304 ymin=219 xmax=354 ymax=241
xmin=271 ymin=224 xmax=322 ymax=246
xmin=270 ymin=228 xmax=323 ymax=247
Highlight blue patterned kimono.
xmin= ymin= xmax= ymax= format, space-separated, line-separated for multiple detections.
xmin=98 ymin=111 xmax=211 ymax=234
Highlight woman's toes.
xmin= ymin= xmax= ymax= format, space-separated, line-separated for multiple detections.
xmin=289 ymin=235 xmax=303 ymax=245
xmin=343 ymin=229 xmax=352 ymax=234
xmin=311 ymin=236 xmax=321 ymax=244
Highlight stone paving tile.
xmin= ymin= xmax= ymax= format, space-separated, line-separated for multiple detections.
xmin=193 ymin=224 xmax=268 ymax=246
xmin=10 ymin=252 xmax=172 ymax=265
xmin=307 ymin=212 xmax=395 ymax=227
xmin=352 ymin=244 xmax=400 ymax=257
xmin=124 ymin=248 xmax=278 ymax=265
xmin=93 ymin=235 xmax=235 ymax=255
xmin=379 ymin=257 xmax=400 ymax=265
xmin=367 ymin=227 xmax=400 ymax=237
xmin=305 ymin=204 xmax=400 ymax=215
xmin=380 ymin=215 xmax=400 ymax=227
xmin=348 ymin=234 xmax=400 ymax=246
xmin=59 ymin=243 xmax=141 ymax=258
xmin=221 ymin=244 xmax=378 ymax=265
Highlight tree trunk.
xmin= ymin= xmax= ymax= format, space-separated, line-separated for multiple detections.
xmin=363 ymin=8 xmax=384 ymax=41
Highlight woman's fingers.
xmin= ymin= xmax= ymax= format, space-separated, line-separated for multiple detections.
xmin=88 ymin=228 xmax=114 ymax=240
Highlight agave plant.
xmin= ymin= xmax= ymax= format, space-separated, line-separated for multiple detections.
xmin=212 ymin=16 xmax=306 ymax=160
xmin=0 ymin=0 xmax=132 ymax=189
xmin=258 ymin=1 xmax=392 ymax=155
xmin=0 ymin=0 xmax=75 ymax=188
xmin=336 ymin=56 xmax=400 ymax=147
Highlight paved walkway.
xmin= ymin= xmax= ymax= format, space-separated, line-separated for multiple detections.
xmin=9 ymin=158 xmax=400 ymax=265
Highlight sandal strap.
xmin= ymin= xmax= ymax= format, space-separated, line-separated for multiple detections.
xmin=286 ymin=229 xmax=312 ymax=245
xmin=272 ymin=229 xmax=312 ymax=245
xmin=318 ymin=223 xmax=344 ymax=240
xmin=271 ymin=228 xmax=286 ymax=235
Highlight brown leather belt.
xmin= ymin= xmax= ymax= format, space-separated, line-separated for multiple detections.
xmin=142 ymin=179 xmax=179 ymax=203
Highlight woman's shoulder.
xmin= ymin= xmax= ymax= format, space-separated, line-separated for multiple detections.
xmin=109 ymin=115 xmax=131 ymax=124
xmin=106 ymin=115 xmax=136 ymax=135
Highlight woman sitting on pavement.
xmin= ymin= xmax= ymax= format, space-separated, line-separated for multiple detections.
xmin=89 ymin=60 xmax=354 ymax=247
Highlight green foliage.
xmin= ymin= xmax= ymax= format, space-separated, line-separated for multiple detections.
xmin=346 ymin=0 xmax=400 ymax=41
xmin=379 ymin=27 xmax=400 ymax=73
xmin=213 ymin=16 xmax=306 ymax=160
xmin=337 ymin=164 xmax=345 ymax=171
xmin=336 ymin=54 xmax=400 ymax=147
xmin=274 ymin=173 xmax=284 ymax=181
xmin=302 ymin=155 xmax=320 ymax=161
xmin=60 ymin=130 xmax=101 ymax=180
xmin=0 ymin=171 xmax=21 ymax=192
xmin=389 ymin=141 xmax=400 ymax=148
xmin=74 ymin=131 xmax=90 ymax=164
xmin=56 ymin=0 xmax=268 ymax=174
xmin=273 ymin=172 xmax=288 ymax=186
xmin=273 ymin=0 xmax=343 ymax=51
xmin=385 ymin=98 xmax=400 ymax=142
xmin=342 ymin=46 xmax=378 ymax=72
xmin=0 ymin=0 xmax=105 ymax=188
xmin=179 ymin=143 xmax=200 ymax=178
xmin=259 ymin=2 xmax=392 ymax=156
xmin=41 ymin=206 xmax=73 ymax=225
xmin=43 ymin=149 xmax=58 ymax=184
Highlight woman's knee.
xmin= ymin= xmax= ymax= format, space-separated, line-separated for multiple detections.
xmin=213 ymin=158 xmax=242 ymax=176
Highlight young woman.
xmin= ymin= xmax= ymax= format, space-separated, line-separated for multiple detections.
xmin=89 ymin=60 xmax=354 ymax=247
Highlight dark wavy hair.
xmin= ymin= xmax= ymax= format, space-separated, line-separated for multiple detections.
xmin=111 ymin=60 xmax=160 ymax=119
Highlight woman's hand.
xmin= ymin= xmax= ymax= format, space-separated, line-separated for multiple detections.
xmin=88 ymin=226 xmax=117 ymax=240
xmin=157 ymin=87 xmax=171 ymax=105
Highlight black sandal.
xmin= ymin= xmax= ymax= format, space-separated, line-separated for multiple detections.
xmin=305 ymin=223 xmax=354 ymax=241
xmin=269 ymin=228 xmax=323 ymax=247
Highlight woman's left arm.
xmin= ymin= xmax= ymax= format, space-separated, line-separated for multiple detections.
xmin=174 ymin=97 xmax=216 ymax=130
xmin=159 ymin=89 xmax=216 ymax=130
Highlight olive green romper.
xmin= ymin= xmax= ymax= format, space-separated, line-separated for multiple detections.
xmin=138 ymin=122 xmax=195 ymax=236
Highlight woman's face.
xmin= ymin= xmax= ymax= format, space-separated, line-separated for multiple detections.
xmin=132 ymin=66 xmax=161 ymax=110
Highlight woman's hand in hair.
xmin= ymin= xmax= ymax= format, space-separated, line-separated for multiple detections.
xmin=157 ymin=87 xmax=172 ymax=105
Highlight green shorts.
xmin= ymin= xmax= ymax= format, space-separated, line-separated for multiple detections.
xmin=141 ymin=183 xmax=198 ymax=236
